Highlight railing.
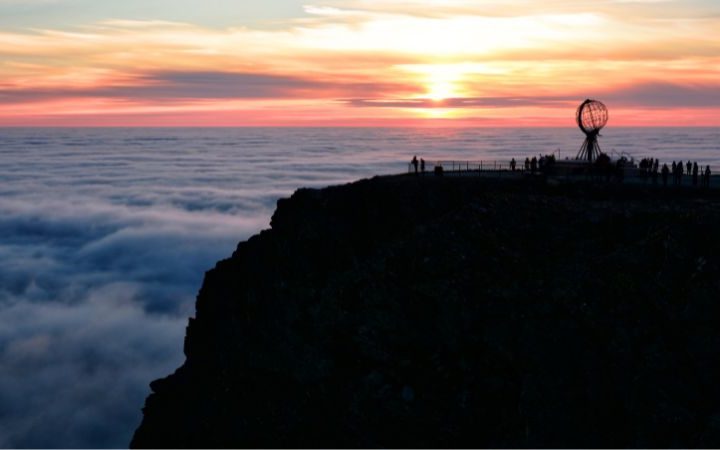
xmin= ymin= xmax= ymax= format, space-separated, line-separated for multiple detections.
xmin=406 ymin=159 xmax=720 ymax=183
xmin=407 ymin=160 xmax=531 ymax=175
xmin=408 ymin=160 xmax=720 ymax=177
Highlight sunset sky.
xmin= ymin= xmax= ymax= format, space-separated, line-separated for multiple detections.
xmin=0 ymin=0 xmax=718 ymax=126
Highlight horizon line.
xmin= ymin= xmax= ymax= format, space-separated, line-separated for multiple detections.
xmin=1 ymin=124 xmax=717 ymax=129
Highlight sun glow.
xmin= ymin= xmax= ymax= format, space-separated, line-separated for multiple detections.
xmin=0 ymin=1 xmax=719 ymax=126
xmin=419 ymin=107 xmax=456 ymax=119
xmin=427 ymin=79 xmax=456 ymax=101
xmin=400 ymin=63 xmax=504 ymax=102
xmin=409 ymin=65 xmax=464 ymax=101
xmin=426 ymin=66 xmax=466 ymax=101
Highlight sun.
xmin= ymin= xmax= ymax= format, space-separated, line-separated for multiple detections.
xmin=427 ymin=79 xmax=456 ymax=102
xmin=401 ymin=64 xmax=467 ymax=102
xmin=424 ymin=68 xmax=460 ymax=101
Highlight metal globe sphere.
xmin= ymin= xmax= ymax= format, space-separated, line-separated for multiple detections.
xmin=576 ymin=99 xmax=609 ymax=134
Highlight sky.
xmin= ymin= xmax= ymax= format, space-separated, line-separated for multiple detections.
xmin=0 ymin=0 xmax=719 ymax=126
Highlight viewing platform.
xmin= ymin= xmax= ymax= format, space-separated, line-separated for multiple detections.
xmin=407 ymin=159 xmax=720 ymax=189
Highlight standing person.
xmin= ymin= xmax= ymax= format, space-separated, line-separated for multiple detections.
xmin=652 ymin=159 xmax=659 ymax=184
xmin=525 ymin=157 xmax=530 ymax=172
xmin=420 ymin=158 xmax=426 ymax=174
xmin=531 ymin=157 xmax=538 ymax=174
xmin=671 ymin=161 xmax=677 ymax=185
xmin=678 ymin=160 xmax=684 ymax=185
xmin=687 ymin=161 xmax=692 ymax=178
xmin=693 ymin=162 xmax=699 ymax=187
xmin=705 ymin=165 xmax=712 ymax=188
xmin=511 ymin=158 xmax=517 ymax=172
xmin=411 ymin=155 xmax=418 ymax=175
xmin=662 ymin=163 xmax=670 ymax=187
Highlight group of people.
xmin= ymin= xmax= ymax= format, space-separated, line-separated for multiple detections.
xmin=519 ymin=155 xmax=556 ymax=174
xmin=522 ymin=157 xmax=537 ymax=173
xmin=517 ymin=156 xmax=539 ymax=173
xmin=410 ymin=155 xmax=426 ymax=174
xmin=639 ymin=158 xmax=712 ymax=188
xmin=471 ymin=155 xmax=561 ymax=174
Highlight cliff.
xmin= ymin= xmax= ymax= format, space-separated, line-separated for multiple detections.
xmin=132 ymin=175 xmax=720 ymax=448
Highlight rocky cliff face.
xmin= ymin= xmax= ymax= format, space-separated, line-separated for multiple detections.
xmin=131 ymin=175 xmax=720 ymax=448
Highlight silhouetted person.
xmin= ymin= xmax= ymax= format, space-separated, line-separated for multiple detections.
xmin=662 ymin=163 xmax=670 ymax=186
xmin=687 ymin=161 xmax=692 ymax=178
xmin=524 ymin=157 xmax=530 ymax=172
xmin=595 ymin=153 xmax=611 ymax=182
xmin=420 ymin=158 xmax=426 ymax=174
xmin=531 ymin=157 xmax=538 ymax=174
xmin=411 ymin=155 xmax=418 ymax=175
xmin=641 ymin=158 xmax=649 ymax=182
xmin=652 ymin=159 xmax=659 ymax=184
xmin=693 ymin=162 xmax=699 ymax=187
xmin=678 ymin=160 xmax=684 ymax=185
xmin=511 ymin=158 xmax=517 ymax=172
xmin=642 ymin=158 xmax=654 ymax=181
xmin=705 ymin=165 xmax=712 ymax=188
xmin=670 ymin=161 xmax=677 ymax=184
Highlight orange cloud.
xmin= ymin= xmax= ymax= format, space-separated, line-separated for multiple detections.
xmin=0 ymin=2 xmax=718 ymax=126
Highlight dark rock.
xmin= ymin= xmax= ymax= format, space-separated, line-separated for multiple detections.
xmin=131 ymin=175 xmax=720 ymax=448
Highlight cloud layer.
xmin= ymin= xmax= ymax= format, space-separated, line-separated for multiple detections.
xmin=2 ymin=126 xmax=720 ymax=447
xmin=0 ymin=127 xmax=412 ymax=448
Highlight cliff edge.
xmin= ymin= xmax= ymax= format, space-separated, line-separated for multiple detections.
xmin=132 ymin=175 xmax=720 ymax=448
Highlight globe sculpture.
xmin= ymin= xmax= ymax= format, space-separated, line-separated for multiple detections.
xmin=576 ymin=99 xmax=609 ymax=162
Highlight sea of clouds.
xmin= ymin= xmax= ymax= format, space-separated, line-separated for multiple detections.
xmin=0 ymin=127 xmax=717 ymax=447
